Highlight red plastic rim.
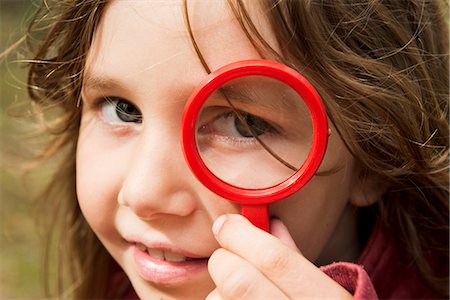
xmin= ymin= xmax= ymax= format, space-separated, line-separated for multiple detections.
xmin=181 ymin=59 xmax=328 ymax=205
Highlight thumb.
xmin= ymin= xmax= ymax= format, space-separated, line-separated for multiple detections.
xmin=269 ymin=218 xmax=301 ymax=253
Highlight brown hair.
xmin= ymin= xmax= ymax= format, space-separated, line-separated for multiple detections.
xmin=23 ymin=0 xmax=114 ymax=298
xmin=18 ymin=0 xmax=449 ymax=298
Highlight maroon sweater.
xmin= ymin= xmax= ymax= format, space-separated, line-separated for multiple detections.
xmin=321 ymin=221 xmax=446 ymax=299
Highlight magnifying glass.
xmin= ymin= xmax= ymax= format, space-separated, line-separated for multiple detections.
xmin=181 ymin=60 xmax=328 ymax=232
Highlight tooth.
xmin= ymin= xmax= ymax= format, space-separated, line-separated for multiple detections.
xmin=164 ymin=251 xmax=187 ymax=262
xmin=147 ymin=248 xmax=164 ymax=261
xmin=136 ymin=243 xmax=146 ymax=251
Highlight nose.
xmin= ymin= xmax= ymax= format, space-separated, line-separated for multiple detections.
xmin=118 ymin=121 xmax=198 ymax=220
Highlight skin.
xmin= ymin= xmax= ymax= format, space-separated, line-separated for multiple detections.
xmin=77 ymin=0 xmax=378 ymax=298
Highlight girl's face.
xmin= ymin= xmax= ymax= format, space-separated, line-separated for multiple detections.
xmin=77 ymin=1 xmax=367 ymax=298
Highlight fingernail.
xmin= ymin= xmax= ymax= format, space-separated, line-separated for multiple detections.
xmin=212 ymin=214 xmax=228 ymax=237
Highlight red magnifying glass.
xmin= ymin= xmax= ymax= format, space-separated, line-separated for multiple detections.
xmin=181 ymin=59 xmax=328 ymax=232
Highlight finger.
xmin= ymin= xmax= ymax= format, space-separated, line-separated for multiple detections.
xmin=270 ymin=218 xmax=300 ymax=252
xmin=213 ymin=214 xmax=352 ymax=299
xmin=208 ymin=247 xmax=289 ymax=300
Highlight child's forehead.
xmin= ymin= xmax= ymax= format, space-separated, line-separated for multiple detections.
xmin=102 ymin=0 xmax=235 ymax=34
xmin=85 ymin=0 xmax=277 ymax=80
xmin=99 ymin=0 xmax=276 ymax=48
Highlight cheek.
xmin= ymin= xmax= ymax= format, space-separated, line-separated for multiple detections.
xmin=75 ymin=122 xmax=123 ymax=237
xmin=269 ymin=140 xmax=356 ymax=259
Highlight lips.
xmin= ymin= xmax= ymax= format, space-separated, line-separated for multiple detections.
xmin=135 ymin=242 xmax=204 ymax=262
xmin=132 ymin=243 xmax=209 ymax=285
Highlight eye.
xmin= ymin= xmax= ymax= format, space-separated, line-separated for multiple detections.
xmin=100 ymin=97 xmax=142 ymax=123
xmin=200 ymin=109 xmax=275 ymax=139
xmin=232 ymin=112 xmax=273 ymax=137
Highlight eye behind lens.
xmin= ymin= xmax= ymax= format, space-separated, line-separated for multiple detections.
xmin=234 ymin=112 xmax=272 ymax=138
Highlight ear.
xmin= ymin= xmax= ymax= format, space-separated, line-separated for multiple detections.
xmin=349 ymin=167 xmax=386 ymax=207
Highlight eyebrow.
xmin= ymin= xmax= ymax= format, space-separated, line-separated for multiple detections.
xmin=82 ymin=74 xmax=125 ymax=92
xmin=82 ymin=74 xmax=309 ymax=116
xmin=219 ymin=84 xmax=306 ymax=113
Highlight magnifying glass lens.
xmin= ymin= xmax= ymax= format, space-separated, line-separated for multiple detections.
xmin=195 ymin=75 xmax=313 ymax=189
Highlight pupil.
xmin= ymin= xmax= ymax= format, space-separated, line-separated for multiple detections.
xmin=117 ymin=101 xmax=141 ymax=122
xmin=234 ymin=113 xmax=267 ymax=137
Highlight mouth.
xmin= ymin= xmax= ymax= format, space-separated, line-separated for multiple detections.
xmin=132 ymin=242 xmax=209 ymax=285
xmin=135 ymin=242 xmax=208 ymax=263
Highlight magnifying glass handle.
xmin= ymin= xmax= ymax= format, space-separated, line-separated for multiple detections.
xmin=241 ymin=205 xmax=269 ymax=232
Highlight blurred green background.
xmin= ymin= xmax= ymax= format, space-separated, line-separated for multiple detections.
xmin=1 ymin=1 xmax=46 ymax=298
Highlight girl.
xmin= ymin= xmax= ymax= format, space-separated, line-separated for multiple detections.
xmin=19 ymin=0 xmax=449 ymax=298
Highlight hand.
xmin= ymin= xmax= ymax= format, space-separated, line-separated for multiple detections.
xmin=206 ymin=214 xmax=353 ymax=299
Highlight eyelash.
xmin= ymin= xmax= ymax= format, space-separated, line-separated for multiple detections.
xmin=89 ymin=98 xmax=280 ymax=144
